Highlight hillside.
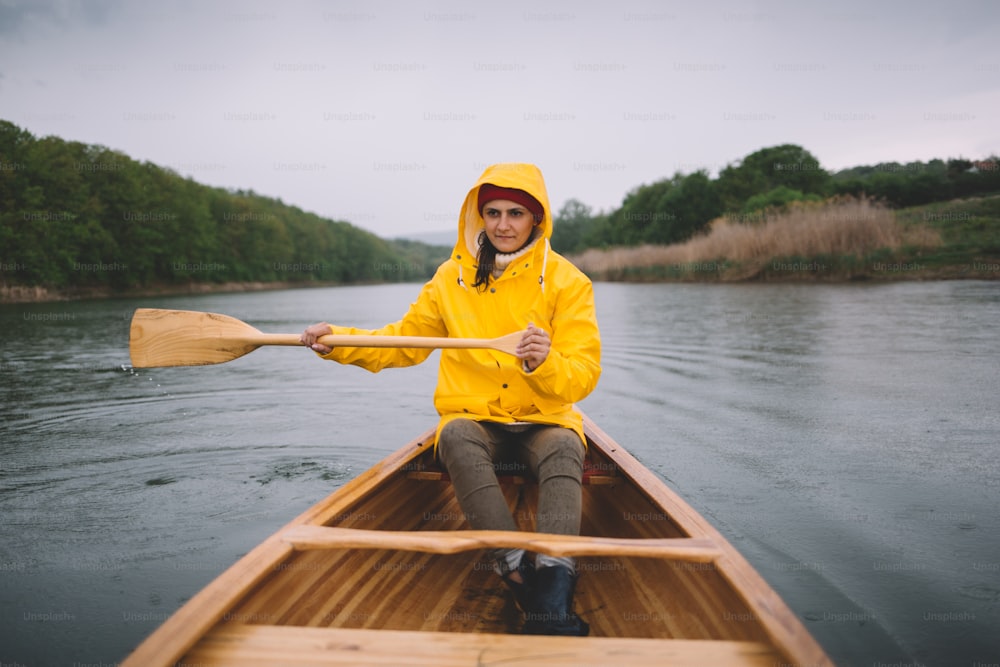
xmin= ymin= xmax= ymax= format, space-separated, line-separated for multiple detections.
xmin=0 ymin=120 xmax=449 ymax=303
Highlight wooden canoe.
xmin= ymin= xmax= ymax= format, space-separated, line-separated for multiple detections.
xmin=121 ymin=414 xmax=833 ymax=666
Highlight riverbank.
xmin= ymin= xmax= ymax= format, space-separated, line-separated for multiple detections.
xmin=0 ymin=280 xmax=343 ymax=304
xmin=5 ymin=195 xmax=997 ymax=302
xmin=569 ymin=195 xmax=1000 ymax=283
xmin=4 ymin=256 xmax=993 ymax=306
xmin=567 ymin=254 xmax=999 ymax=283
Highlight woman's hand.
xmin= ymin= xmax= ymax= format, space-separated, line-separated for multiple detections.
xmin=517 ymin=322 xmax=550 ymax=372
xmin=300 ymin=322 xmax=334 ymax=355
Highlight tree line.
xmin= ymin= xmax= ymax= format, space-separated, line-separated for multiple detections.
xmin=550 ymin=144 xmax=1000 ymax=254
xmin=0 ymin=120 xmax=446 ymax=292
xmin=3 ymin=120 xmax=997 ymax=292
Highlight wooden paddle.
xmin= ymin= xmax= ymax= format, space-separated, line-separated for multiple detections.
xmin=128 ymin=308 xmax=523 ymax=368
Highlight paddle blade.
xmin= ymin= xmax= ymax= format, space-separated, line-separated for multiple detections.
xmin=129 ymin=308 xmax=265 ymax=368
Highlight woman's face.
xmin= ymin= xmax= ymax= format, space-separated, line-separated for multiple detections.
xmin=482 ymin=199 xmax=537 ymax=253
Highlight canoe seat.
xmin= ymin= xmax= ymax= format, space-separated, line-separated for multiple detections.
xmin=184 ymin=625 xmax=784 ymax=666
xmin=406 ymin=458 xmax=619 ymax=486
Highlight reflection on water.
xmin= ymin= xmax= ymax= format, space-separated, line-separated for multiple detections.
xmin=1 ymin=281 xmax=998 ymax=666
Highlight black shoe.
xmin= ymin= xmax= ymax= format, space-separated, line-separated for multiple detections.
xmin=522 ymin=565 xmax=589 ymax=636
xmin=501 ymin=556 xmax=536 ymax=617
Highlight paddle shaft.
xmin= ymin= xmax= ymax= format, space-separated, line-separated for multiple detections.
xmin=262 ymin=333 xmax=520 ymax=352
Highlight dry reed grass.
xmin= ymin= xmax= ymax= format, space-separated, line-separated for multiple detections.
xmin=570 ymin=197 xmax=941 ymax=280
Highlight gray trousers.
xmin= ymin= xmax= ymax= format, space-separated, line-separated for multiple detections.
xmin=436 ymin=419 xmax=585 ymax=572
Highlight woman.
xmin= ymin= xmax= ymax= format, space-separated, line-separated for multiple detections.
xmin=300 ymin=163 xmax=601 ymax=636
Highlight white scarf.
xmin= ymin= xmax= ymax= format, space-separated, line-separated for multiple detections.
xmin=491 ymin=238 xmax=539 ymax=278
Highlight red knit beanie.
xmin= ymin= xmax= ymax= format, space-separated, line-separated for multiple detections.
xmin=477 ymin=184 xmax=544 ymax=222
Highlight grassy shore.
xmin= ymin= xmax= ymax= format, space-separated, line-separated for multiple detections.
xmin=568 ymin=195 xmax=1000 ymax=282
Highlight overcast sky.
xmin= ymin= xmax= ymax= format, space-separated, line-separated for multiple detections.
xmin=1 ymin=0 xmax=998 ymax=240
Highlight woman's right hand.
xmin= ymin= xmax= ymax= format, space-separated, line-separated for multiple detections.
xmin=300 ymin=322 xmax=334 ymax=354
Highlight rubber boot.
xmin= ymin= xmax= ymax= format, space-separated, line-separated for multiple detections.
xmin=522 ymin=565 xmax=589 ymax=636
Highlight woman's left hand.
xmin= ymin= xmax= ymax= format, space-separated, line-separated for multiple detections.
xmin=517 ymin=322 xmax=550 ymax=371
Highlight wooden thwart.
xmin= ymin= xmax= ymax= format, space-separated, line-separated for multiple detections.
xmin=281 ymin=525 xmax=723 ymax=562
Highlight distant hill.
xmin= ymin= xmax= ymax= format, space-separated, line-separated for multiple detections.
xmin=0 ymin=120 xmax=449 ymax=302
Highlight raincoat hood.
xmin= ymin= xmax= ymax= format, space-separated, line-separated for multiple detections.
xmin=455 ymin=163 xmax=553 ymax=265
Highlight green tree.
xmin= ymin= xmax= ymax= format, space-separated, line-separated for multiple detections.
xmin=609 ymin=180 xmax=674 ymax=245
xmin=551 ymin=199 xmax=596 ymax=254
xmin=648 ymin=171 xmax=723 ymax=243
xmin=741 ymin=186 xmax=822 ymax=215
xmin=717 ymin=144 xmax=828 ymax=211
xmin=603 ymin=171 xmax=722 ymax=246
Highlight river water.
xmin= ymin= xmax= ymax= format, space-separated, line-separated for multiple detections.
xmin=1 ymin=281 xmax=998 ymax=667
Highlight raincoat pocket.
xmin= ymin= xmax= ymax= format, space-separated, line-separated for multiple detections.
xmin=435 ymin=393 xmax=491 ymax=418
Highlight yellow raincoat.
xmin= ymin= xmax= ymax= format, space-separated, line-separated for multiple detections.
xmin=319 ymin=163 xmax=601 ymax=447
